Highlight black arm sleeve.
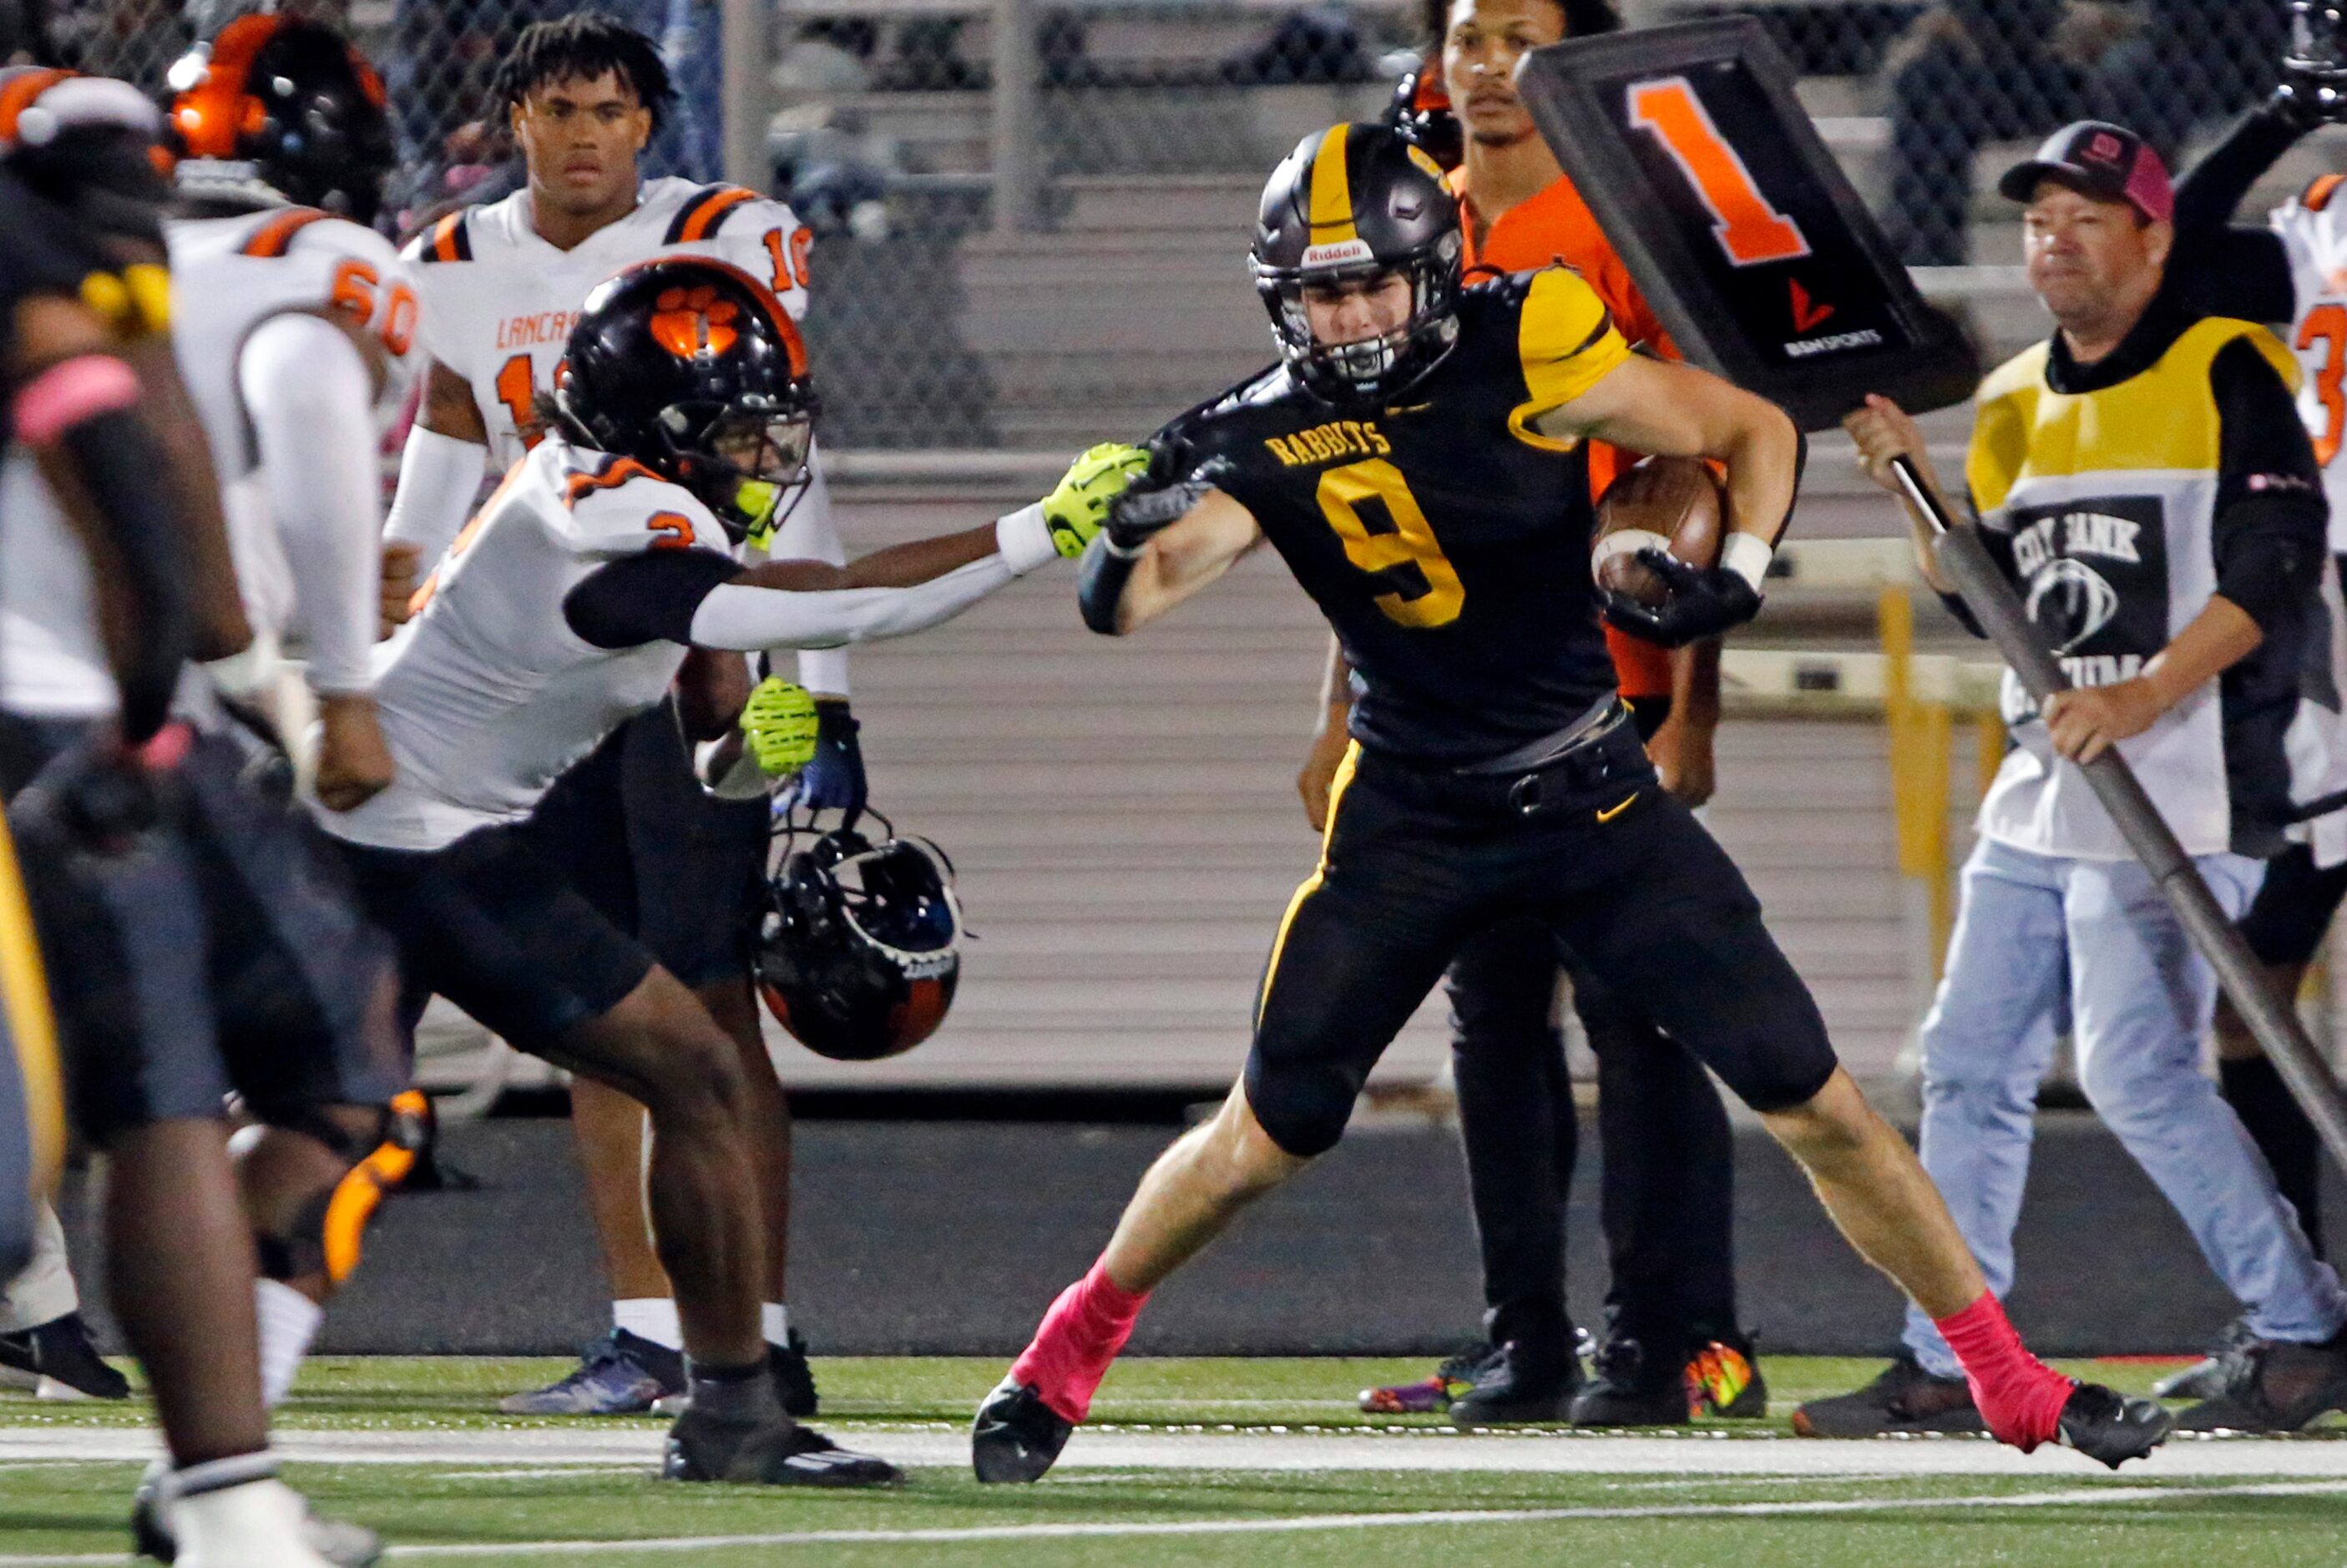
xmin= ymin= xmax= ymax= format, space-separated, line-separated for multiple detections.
xmin=561 ymin=549 xmax=746 ymax=650
xmin=2170 ymin=106 xmax=2301 ymax=324
xmin=2211 ymin=335 xmax=2327 ymax=631
xmin=52 ymin=407 xmax=190 ymax=743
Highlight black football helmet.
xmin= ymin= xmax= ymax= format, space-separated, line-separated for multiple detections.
xmin=756 ymin=826 xmax=962 ymax=1063
xmin=555 ymin=255 xmax=818 ymax=541
xmin=1383 ymin=68 xmax=1461 ymax=173
xmin=0 ymin=67 xmax=173 ymax=250
xmin=1252 ymin=122 xmax=1463 ymax=405
xmin=163 ymin=13 xmax=394 ymax=225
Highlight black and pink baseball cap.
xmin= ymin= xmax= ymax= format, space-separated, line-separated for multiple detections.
xmin=1997 ymin=121 xmax=2173 ymax=223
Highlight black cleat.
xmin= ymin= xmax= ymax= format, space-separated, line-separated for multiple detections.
xmin=1449 ymin=1338 xmax=1584 ymax=1429
xmin=771 ymin=1329 xmax=819 ymax=1419
xmin=972 ymin=1375 xmax=1074 ymax=1483
xmin=1792 ymin=1351 xmax=1985 ymax=1437
xmin=2174 ymin=1334 xmax=2347 ymax=1433
xmin=1567 ymin=1335 xmax=1683 ymax=1427
xmin=0 ymin=1313 xmax=129 ymax=1401
xmin=2057 ymin=1381 xmax=2172 ymax=1468
xmin=1688 ymin=1333 xmax=1769 ymax=1419
xmin=662 ymin=1405 xmax=902 ymax=1487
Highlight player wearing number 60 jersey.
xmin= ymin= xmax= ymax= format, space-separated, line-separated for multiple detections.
xmin=383 ymin=15 xmax=847 ymax=1416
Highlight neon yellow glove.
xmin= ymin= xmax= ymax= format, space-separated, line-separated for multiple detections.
xmin=1040 ymin=443 xmax=1152 ymax=558
xmin=740 ymin=676 xmax=820 ymax=777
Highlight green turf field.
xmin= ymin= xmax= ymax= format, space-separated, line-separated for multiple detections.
xmin=3 ymin=1356 xmax=2343 ymax=1565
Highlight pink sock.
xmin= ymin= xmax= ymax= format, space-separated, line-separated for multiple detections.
xmin=1009 ymin=1260 xmax=1149 ymax=1424
xmin=1934 ymin=1292 xmax=2074 ymax=1451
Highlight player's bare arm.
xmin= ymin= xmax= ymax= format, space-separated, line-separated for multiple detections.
xmin=416 ymin=357 xmax=488 ymax=443
xmin=1297 ymin=636 xmax=1352 ymax=832
xmin=1079 ymin=485 xmax=1264 ymax=635
xmin=1536 ymin=353 xmax=1798 ymax=552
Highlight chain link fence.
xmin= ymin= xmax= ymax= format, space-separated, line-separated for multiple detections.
xmin=40 ymin=0 xmax=2298 ymax=443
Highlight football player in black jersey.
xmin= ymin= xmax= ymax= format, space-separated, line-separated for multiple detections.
xmin=971 ymin=122 xmax=2172 ymax=1483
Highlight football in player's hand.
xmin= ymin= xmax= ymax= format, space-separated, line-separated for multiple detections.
xmin=1592 ymin=457 xmax=1725 ymax=608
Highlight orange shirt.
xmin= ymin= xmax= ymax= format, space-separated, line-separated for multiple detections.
xmin=1454 ymin=169 xmax=1677 ymax=699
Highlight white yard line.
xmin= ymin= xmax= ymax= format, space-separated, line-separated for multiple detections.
xmin=1 ymin=1477 xmax=2344 ymax=1564
xmin=4 ymin=1424 xmax=2347 ymax=1477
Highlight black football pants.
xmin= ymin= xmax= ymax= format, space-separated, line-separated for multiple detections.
xmin=1244 ymin=721 xmax=1837 ymax=1232
xmin=1448 ymin=918 xmax=1739 ymax=1358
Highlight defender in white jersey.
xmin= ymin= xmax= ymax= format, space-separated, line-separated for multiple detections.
xmin=382 ymin=18 xmax=842 ymax=1413
xmin=2168 ymin=87 xmax=2347 ymax=1304
xmin=321 ymin=255 xmax=1124 ymax=1485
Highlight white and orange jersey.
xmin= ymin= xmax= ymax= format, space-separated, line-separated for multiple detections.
xmin=167 ymin=206 xmax=420 ymax=651
xmin=2273 ymin=173 xmax=2347 ymax=554
xmin=326 ymin=435 xmax=733 ymax=851
xmin=0 ymin=205 xmax=419 ymax=717
xmin=402 ymin=178 xmax=813 ymax=470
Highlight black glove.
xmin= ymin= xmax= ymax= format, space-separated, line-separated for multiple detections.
xmin=1601 ymin=549 xmax=1763 ymax=649
xmin=1104 ymin=477 xmax=1215 ymax=555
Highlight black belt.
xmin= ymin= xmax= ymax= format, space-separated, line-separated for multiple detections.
xmin=1363 ymin=711 xmax=1656 ymax=821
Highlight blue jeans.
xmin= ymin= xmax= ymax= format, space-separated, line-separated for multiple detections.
xmin=1903 ymin=837 xmax=2347 ymax=1375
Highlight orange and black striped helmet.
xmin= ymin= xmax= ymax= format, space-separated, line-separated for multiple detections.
xmin=164 ymin=14 xmax=392 ymax=225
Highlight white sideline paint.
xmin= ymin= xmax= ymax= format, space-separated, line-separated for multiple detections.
xmin=6 ymin=1424 xmax=2347 ymax=1477
xmin=0 ymin=1478 xmax=2344 ymax=1564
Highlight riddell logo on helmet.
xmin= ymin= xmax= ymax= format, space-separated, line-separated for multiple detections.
xmin=649 ymin=286 xmax=739 ymax=362
xmin=1302 ymin=239 xmax=1375 ymax=268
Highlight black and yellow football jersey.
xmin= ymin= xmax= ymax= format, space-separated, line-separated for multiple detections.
xmin=1154 ymin=266 xmax=1631 ymax=766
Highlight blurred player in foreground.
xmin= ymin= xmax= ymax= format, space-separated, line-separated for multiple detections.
xmin=319 ymin=252 xmax=1129 ymax=1485
xmin=0 ymin=58 xmax=362 ymax=1565
xmin=1338 ymin=0 xmax=1760 ymax=1428
xmin=383 ymin=13 xmax=846 ymax=1416
xmin=1806 ymin=123 xmax=2347 ymax=1438
xmin=973 ymin=124 xmax=2172 ymax=1482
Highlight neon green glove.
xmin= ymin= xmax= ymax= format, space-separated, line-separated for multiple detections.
xmin=740 ymin=676 xmax=819 ymax=777
xmin=1041 ymin=443 xmax=1152 ymax=558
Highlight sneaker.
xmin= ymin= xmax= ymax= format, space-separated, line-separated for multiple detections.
xmin=133 ymin=1462 xmax=381 ymax=1565
xmin=1449 ymin=1339 xmax=1584 ymax=1429
xmin=497 ymin=1329 xmax=684 ymax=1416
xmin=2152 ymin=1318 xmax=2256 ymax=1402
xmin=0 ymin=1313 xmax=129 ymax=1400
xmin=2057 ymin=1382 xmax=2172 ymax=1469
xmin=1791 ymin=1351 xmax=1985 ymax=1437
xmin=2174 ymin=1333 xmax=2347 ymax=1433
xmin=1357 ymin=1345 xmax=1494 ymax=1415
xmin=662 ymin=1404 xmax=901 ymax=1486
xmin=972 ymin=1375 xmax=1074 ymax=1484
xmin=1687 ymin=1335 xmax=1768 ymax=1419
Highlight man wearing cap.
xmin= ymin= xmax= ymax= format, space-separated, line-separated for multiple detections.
xmin=1797 ymin=121 xmax=2347 ymax=1435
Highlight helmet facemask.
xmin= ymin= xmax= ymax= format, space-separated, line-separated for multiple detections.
xmin=1255 ymin=234 xmax=1462 ymax=405
xmin=654 ymin=394 xmax=819 ymax=542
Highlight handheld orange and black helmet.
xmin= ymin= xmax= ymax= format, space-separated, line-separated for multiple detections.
xmin=163 ymin=14 xmax=392 ymax=225
xmin=554 ymin=255 xmax=820 ymax=540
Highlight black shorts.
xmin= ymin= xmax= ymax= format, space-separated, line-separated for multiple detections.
xmin=335 ymin=819 xmax=658 ymax=1056
xmin=8 ymin=726 xmax=407 ymax=1143
xmin=2239 ymin=842 xmax=2347 ymax=969
xmin=531 ymin=704 xmax=770 ymax=989
xmin=1245 ymin=719 xmax=1838 ymax=1156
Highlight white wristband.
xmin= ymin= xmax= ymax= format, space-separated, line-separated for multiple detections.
xmin=1721 ymin=531 xmax=1773 ymax=592
xmin=995 ymin=502 xmax=1060 ymax=575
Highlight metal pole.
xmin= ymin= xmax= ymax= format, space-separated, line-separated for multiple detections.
xmin=991 ymin=0 xmax=1038 ymax=234
xmin=1891 ymin=454 xmax=2347 ymax=1174
xmin=721 ymin=0 xmax=771 ymax=191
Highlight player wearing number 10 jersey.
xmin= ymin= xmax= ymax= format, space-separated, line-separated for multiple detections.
xmin=971 ymin=123 xmax=2172 ymax=1484
xmin=382 ymin=16 xmax=840 ymax=1416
